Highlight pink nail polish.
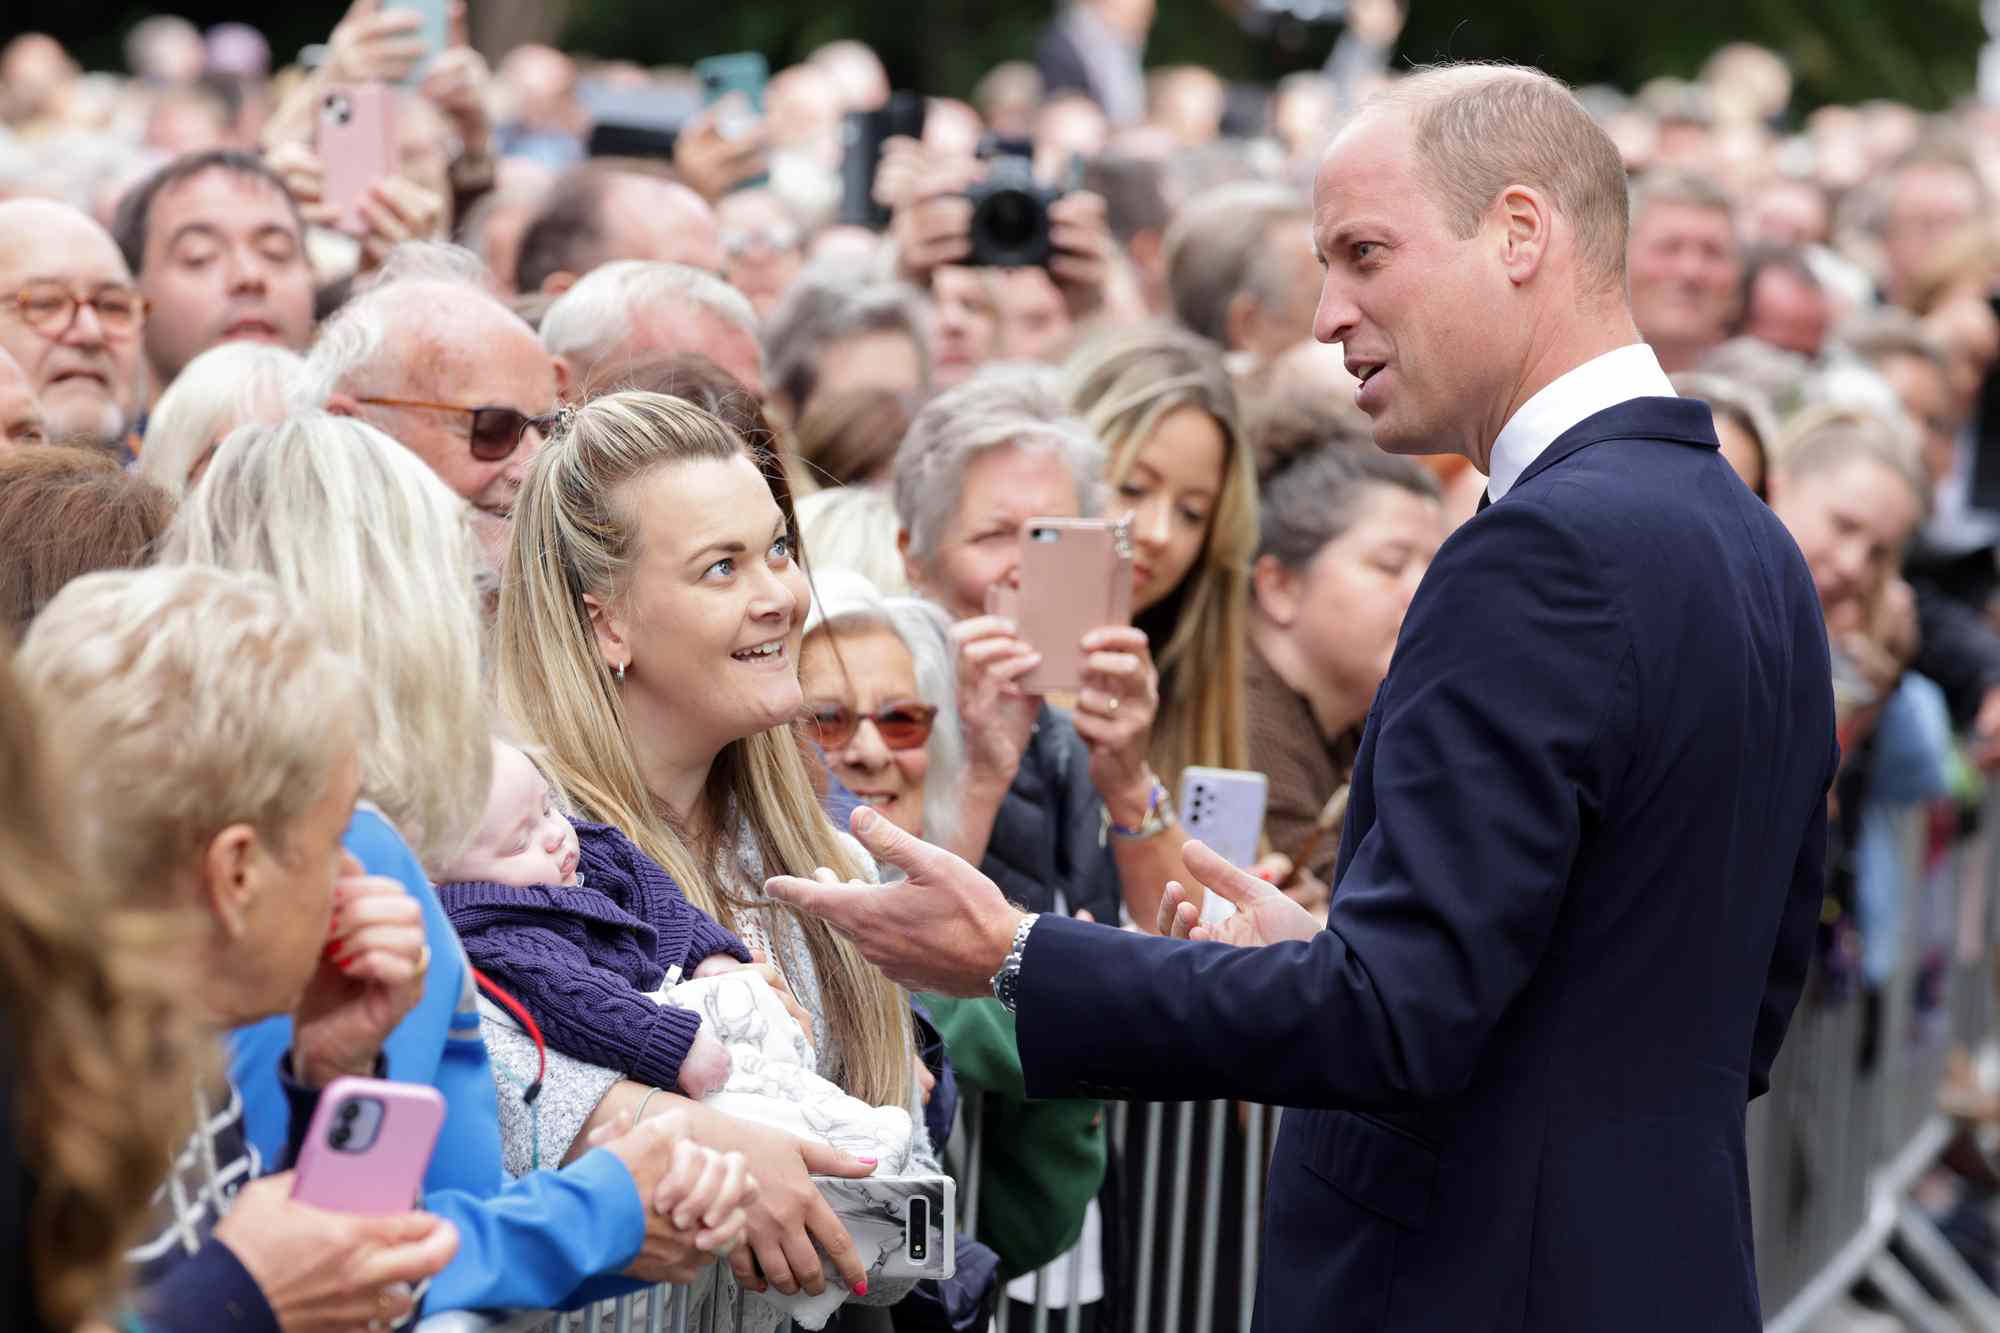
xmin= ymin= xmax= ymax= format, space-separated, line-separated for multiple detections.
xmin=855 ymin=1281 xmax=869 ymax=1297
xmin=857 ymin=1156 xmax=878 ymax=1166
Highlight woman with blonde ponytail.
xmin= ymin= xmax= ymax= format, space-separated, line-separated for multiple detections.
xmin=496 ymin=390 xmax=929 ymax=1316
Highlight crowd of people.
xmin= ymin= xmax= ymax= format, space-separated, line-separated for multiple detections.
xmin=3 ymin=0 xmax=2000 ymax=1330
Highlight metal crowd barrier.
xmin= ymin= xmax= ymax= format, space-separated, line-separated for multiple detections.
xmin=1754 ymin=790 xmax=2000 ymax=1333
xmin=432 ymin=793 xmax=2000 ymax=1333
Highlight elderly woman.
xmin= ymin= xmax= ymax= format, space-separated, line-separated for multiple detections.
xmin=893 ymin=364 xmax=1163 ymax=927
xmin=17 ymin=565 xmax=456 ymax=1332
xmin=136 ymin=341 xmax=300 ymax=494
xmin=799 ymin=570 xmax=963 ymax=849
xmin=1247 ymin=439 xmax=1445 ymax=892
xmin=162 ymin=415 xmax=751 ymax=1317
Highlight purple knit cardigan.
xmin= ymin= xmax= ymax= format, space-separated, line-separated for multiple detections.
xmin=439 ymin=819 xmax=751 ymax=1092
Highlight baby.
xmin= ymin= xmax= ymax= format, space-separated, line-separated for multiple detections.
xmin=437 ymin=739 xmax=744 ymax=1098
xmin=437 ymin=741 xmax=916 ymax=1170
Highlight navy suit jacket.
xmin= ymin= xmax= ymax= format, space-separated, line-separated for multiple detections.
xmin=1016 ymin=397 xmax=1837 ymax=1332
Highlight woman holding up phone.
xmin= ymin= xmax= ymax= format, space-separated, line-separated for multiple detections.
xmin=17 ymin=565 xmax=458 ymax=1333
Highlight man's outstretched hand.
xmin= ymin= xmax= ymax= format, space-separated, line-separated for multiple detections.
xmin=1157 ymin=840 xmax=1324 ymax=948
xmin=765 ymin=807 xmax=1023 ymax=997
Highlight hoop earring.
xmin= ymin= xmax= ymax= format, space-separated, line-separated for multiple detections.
xmin=614 ymin=661 xmax=627 ymax=683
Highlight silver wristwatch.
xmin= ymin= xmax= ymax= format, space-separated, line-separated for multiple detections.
xmin=991 ymin=913 xmax=1040 ymax=1014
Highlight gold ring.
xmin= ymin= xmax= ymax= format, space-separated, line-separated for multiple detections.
xmin=415 ymin=942 xmax=431 ymax=978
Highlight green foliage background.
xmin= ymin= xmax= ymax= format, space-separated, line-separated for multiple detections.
xmin=557 ymin=0 xmax=1988 ymax=113
xmin=19 ymin=0 xmax=1990 ymax=114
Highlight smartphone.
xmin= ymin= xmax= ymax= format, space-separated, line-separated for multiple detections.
xmin=316 ymin=84 xmax=398 ymax=236
xmin=292 ymin=1076 xmax=445 ymax=1214
xmin=839 ymin=93 xmax=927 ymax=229
xmin=991 ymin=518 xmax=1133 ymax=695
xmin=1178 ymin=767 xmax=1269 ymax=925
xmin=811 ymin=1174 xmax=955 ymax=1280
xmin=695 ymin=52 xmax=768 ymax=137
xmin=383 ymin=0 xmax=450 ymax=85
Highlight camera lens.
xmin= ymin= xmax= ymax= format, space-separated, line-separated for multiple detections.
xmin=907 ymin=1196 xmax=929 ymax=1261
xmin=982 ymin=192 xmax=1036 ymax=250
xmin=330 ymin=1125 xmax=352 ymax=1149
xmin=339 ymin=1099 xmax=362 ymax=1121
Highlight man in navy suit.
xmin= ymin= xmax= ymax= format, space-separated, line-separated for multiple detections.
xmin=770 ymin=63 xmax=1835 ymax=1332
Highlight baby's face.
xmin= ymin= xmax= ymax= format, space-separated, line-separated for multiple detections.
xmin=445 ymin=741 xmax=580 ymax=887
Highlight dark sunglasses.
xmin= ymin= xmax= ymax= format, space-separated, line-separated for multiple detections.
xmin=356 ymin=396 xmax=561 ymax=463
xmin=808 ymin=701 xmax=938 ymax=751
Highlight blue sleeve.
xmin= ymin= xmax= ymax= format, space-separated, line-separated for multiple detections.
xmin=681 ymin=908 xmax=752 ymax=972
xmin=139 ymin=1240 xmax=278 ymax=1333
xmin=420 ymin=1147 xmax=648 ymax=1313
xmin=235 ymin=810 xmax=508 ymax=1198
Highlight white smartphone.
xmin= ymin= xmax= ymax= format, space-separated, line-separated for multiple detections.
xmin=1178 ymin=767 xmax=1268 ymax=925
xmin=811 ymin=1173 xmax=955 ymax=1280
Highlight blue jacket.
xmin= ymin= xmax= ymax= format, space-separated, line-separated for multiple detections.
xmin=229 ymin=806 xmax=648 ymax=1312
xmin=1016 ymin=399 xmax=1838 ymax=1332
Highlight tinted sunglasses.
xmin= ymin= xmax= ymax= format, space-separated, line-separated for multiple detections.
xmin=356 ymin=396 xmax=561 ymax=463
xmin=809 ymin=701 xmax=938 ymax=751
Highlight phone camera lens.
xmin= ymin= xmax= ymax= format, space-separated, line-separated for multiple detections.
xmin=330 ymin=1125 xmax=352 ymax=1149
xmin=339 ymin=1100 xmax=362 ymax=1121
xmin=324 ymin=93 xmax=351 ymax=126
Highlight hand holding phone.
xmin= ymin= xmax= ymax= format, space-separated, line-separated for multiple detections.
xmin=1178 ymin=768 xmax=1269 ymax=924
xmin=316 ymin=84 xmax=398 ymax=236
xmin=292 ymin=1076 xmax=445 ymax=1214
xmin=989 ymin=518 xmax=1133 ymax=695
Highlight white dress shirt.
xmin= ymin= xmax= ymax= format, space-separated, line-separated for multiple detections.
xmin=1485 ymin=343 xmax=1677 ymax=503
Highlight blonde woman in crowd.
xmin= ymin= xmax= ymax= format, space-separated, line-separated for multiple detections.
xmin=164 ymin=415 xmax=749 ymax=1315
xmin=1063 ymin=322 xmax=1257 ymax=794
xmin=497 ymin=391 xmax=928 ymax=1318
xmin=18 ymin=565 xmax=455 ymax=1333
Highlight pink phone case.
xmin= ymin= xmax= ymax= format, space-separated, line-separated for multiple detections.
xmin=316 ymin=84 xmax=397 ymax=235
xmin=991 ymin=518 xmax=1133 ymax=695
xmin=292 ymin=1076 xmax=445 ymax=1215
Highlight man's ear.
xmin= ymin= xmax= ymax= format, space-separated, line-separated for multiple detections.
xmin=541 ymin=270 xmax=578 ymax=296
xmin=325 ymin=392 xmax=362 ymax=419
xmin=1250 ymin=554 xmax=1303 ymax=628
xmin=1497 ymin=184 xmax=1553 ymax=286
xmin=200 ymin=823 xmax=261 ymax=942
xmin=582 ymin=592 xmax=629 ymax=674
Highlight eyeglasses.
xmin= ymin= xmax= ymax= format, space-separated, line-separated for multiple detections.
xmin=356 ymin=397 xmax=560 ymax=463
xmin=721 ymin=223 xmax=802 ymax=257
xmin=5 ymin=281 xmax=148 ymax=340
xmin=808 ymin=701 xmax=938 ymax=751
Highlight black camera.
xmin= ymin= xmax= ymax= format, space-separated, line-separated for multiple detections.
xmin=963 ymin=140 xmax=1066 ymax=269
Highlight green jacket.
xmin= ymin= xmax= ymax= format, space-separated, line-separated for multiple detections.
xmin=924 ymin=993 xmax=1107 ymax=1278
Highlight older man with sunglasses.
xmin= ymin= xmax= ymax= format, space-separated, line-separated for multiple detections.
xmin=299 ymin=258 xmax=563 ymax=577
xmin=0 ymin=199 xmax=149 ymax=456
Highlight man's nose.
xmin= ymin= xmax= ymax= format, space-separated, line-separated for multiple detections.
xmin=1313 ymin=273 xmax=1358 ymax=346
xmin=228 ymin=252 xmax=269 ymax=294
xmin=61 ymin=300 xmax=107 ymax=347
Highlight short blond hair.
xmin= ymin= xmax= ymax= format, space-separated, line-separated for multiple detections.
xmin=160 ymin=414 xmax=491 ymax=870
xmin=1375 ymin=63 xmax=1632 ymax=296
xmin=17 ymin=565 xmax=371 ymax=897
xmin=138 ymin=342 xmax=302 ymax=496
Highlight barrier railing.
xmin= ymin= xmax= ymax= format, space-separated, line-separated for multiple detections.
xmin=433 ymin=794 xmax=2000 ymax=1333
